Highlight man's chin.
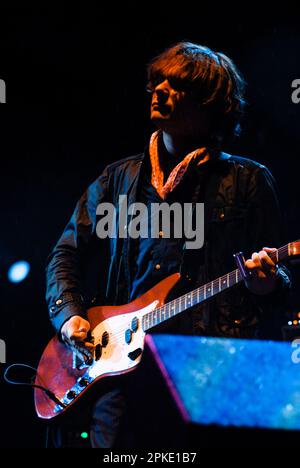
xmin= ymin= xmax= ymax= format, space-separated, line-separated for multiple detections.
xmin=150 ymin=113 xmax=171 ymax=128
xmin=151 ymin=107 xmax=171 ymax=118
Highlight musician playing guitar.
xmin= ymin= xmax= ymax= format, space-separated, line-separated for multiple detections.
xmin=45 ymin=42 xmax=291 ymax=447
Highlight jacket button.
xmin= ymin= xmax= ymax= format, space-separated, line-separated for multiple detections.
xmin=56 ymin=299 xmax=62 ymax=305
xmin=219 ymin=213 xmax=225 ymax=219
xmin=155 ymin=264 xmax=161 ymax=270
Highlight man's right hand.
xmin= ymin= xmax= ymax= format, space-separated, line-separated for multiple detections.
xmin=61 ymin=315 xmax=94 ymax=349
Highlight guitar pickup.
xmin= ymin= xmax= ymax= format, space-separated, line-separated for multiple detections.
xmin=128 ymin=348 xmax=142 ymax=361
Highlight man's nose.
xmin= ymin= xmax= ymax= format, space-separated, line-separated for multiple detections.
xmin=154 ymin=79 xmax=170 ymax=100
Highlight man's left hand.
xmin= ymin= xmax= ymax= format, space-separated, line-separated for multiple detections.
xmin=244 ymin=247 xmax=278 ymax=295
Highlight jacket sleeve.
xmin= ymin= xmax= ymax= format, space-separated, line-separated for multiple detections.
xmin=46 ymin=166 xmax=109 ymax=332
xmin=245 ymin=164 xmax=291 ymax=317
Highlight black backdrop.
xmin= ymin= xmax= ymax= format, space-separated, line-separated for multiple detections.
xmin=0 ymin=6 xmax=300 ymax=448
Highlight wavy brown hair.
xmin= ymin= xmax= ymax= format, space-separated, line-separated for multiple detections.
xmin=147 ymin=42 xmax=246 ymax=146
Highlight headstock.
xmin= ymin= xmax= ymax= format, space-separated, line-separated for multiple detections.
xmin=289 ymin=241 xmax=300 ymax=257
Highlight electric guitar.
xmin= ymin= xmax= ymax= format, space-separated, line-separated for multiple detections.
xmin=34 ymin=241 xmax=300 ymax=419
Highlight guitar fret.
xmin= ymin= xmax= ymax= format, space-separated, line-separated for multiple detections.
xmin=142 ymin=241 xmax=297 ymax=332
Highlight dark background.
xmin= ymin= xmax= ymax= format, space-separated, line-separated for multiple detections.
xmin=1 ymin=6 xmax=300 ymax=448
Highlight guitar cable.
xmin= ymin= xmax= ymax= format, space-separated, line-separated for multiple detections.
xmin=3 ymin=363 xmax=66 ymax=407
xmin=3 ymin=364 xmax=65 ymax=448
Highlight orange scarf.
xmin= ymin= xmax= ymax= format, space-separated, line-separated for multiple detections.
xmin=149 ymin=130 xmax=209 ymax=199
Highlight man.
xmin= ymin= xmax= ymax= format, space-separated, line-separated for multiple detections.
xmin=46 ymin=42 xmax=291 ymax=447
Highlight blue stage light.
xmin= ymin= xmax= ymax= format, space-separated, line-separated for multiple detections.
xmin=8 ymin=261 xmax=30 ymax=283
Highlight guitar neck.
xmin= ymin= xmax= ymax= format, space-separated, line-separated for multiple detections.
xmin=142 ymin=242 xmax=292 ymax=332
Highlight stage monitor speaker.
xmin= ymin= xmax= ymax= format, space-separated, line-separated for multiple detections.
xmin=125 ymin=334 xmax=300 ymax=448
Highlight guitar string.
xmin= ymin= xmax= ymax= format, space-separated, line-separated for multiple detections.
xmin=96 ymin=269 xmax=242 ymax=342
xmin=98 ymin=244 xmax=288 ymax=341
xmin=89 ymin=245 xmax=288 ymax=344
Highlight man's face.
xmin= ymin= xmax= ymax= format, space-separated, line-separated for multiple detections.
xmin=150 ymin=78 xmax=211 ymax=139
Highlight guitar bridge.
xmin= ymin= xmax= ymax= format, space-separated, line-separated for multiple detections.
xmin=71 ymin=347 xmax=93 ymax=369
xmin=72 ymin=352 xmax=88 ymax=370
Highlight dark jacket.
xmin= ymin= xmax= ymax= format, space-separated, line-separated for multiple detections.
xmin=46 ymin=151 xmax=291 ymax=339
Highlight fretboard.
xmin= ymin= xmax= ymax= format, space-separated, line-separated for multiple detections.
xmin=142 ymin=243 xmax=291 ymax=332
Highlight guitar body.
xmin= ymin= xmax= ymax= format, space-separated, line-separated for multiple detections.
xmin=34 ymin=272 xmax=180 ymax=419
xmin=34 ymin=238 xmax=300 ymax=420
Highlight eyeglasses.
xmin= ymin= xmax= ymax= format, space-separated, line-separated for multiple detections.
xmin=146 ymin=76 xmax=195 ymax=94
